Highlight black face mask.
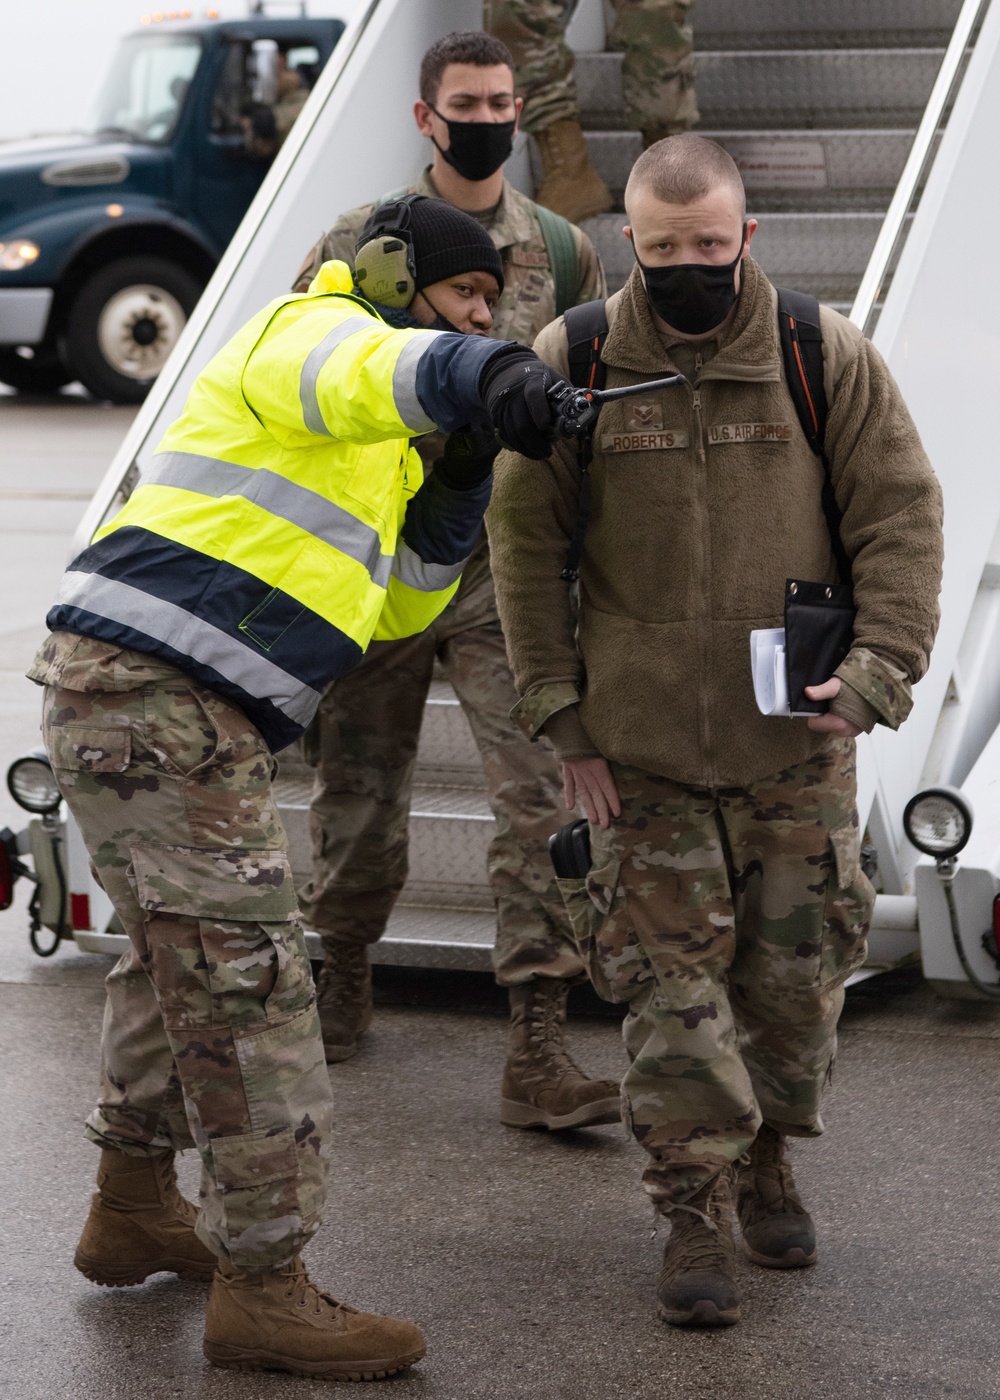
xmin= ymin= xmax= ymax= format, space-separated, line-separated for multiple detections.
xmin=635 ymin=225 xmax=747 ymax=336
xmin=430 ymin=107 xmax=515 ymax=183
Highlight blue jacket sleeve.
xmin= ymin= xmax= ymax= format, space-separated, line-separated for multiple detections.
xmin=401 ymin=469 xmax=492 ymax=567
xmin=414 ymin=334 xmax=511 ymax=433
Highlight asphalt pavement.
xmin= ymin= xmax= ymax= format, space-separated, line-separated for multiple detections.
xmin=1 ymin=395 xmax=999 ymax=1400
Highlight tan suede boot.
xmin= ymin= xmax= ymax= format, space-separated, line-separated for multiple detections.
xmin=656 ymin=1166 xmax=742 ymax=1328
xmin=74 ymin=1147 xmax=216 ymax=1287
xmin=736 ymin=1123 xmax=817 ymax=1269
xmin=203 ymin=1255 xmax=426 ymax=1380
xmin=500 ymin=980 xmax=621 ymax=1130
xmin=534 ymin=119 xmax=613 ymax=222
xmin=316 ymin=937 xmax=374 ymax=1063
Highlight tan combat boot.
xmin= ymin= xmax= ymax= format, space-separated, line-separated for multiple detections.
xmin=74 ymin=1146 xmax=216 ymax=1287
xmin=203 ymin=1255 xmax=426 ymax=1380
xmin=500 ymin=979 xmax=621 ymax=1130
xmin=656 ymin=1166 xmax=742 ymax=1328
xmin=316 ymin=936 xmax=373 ymax=1063
xmin=737 ymin=1123 xmax=817 ymax=1268
xmin=534 ymin=119 xmax=613 ymax=222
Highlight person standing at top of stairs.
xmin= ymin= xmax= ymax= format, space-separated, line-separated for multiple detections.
xmin=486 ymin=0 xmax=698 ymax=223
xmin=292 ymin=30 xmax=624 ymax=1133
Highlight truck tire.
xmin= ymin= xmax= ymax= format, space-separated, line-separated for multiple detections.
xmin=66 ymin=257 xmax=203 ymax=404
xmin=0 ymin=347 xmax=72 ymax=395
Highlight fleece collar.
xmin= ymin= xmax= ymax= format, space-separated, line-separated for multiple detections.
xmin=603 ymin=256 xmax=783 ymax=384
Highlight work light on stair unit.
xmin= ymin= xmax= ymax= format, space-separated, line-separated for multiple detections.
xmin=7 ymin=751 xmax=61 ymax=815
xmin=902 ymin=787 xmax=974 ymax=860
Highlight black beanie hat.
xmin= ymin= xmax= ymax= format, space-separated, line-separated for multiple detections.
xmin=358 ymin=195 xmax=504 ymax=296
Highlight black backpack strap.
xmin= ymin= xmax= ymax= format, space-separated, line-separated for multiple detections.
xmin=776 ymin=287 xmax=852 ymax=587
xmin=560 ymin=301 xmax=609 ymax=581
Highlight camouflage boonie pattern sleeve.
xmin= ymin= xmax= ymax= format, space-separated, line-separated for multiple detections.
xmin=511 ymin=679 xmax=583 ymax=740
xmin=572 ymin=224 xmax=607 ymax=305
xmin=835 ymin=646 xmax=913 ymax=730
xmin=291 ymin=200 xmax=378 ymax=291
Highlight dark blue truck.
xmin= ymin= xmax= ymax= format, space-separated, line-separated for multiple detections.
xmin=0 ymin=12 xmax=343 ymax=402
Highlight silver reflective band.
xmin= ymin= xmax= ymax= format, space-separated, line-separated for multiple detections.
xmin=57 ymin=571 xmax=322 ymax=728
xmin=144 ymin=452 xmax=393 ymax=591
xmin=299 ymin=316 xmax=371 ymax=435
xmin=391 ymin=539 xmax=467 ymax=593
xmin=391 ymin=332 xmax=440 ymax=433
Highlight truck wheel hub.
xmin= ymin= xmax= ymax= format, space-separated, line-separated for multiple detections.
xmin=97 ymin=284 xmax=186 ymax=380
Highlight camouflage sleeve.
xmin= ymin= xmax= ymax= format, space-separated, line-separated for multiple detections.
xmin=834 ymin=646 xmax=913 ymax=731
xmin=291 ymin=202 xmax=375 ymax=292
xmin=511 ymin=680 xmax=583 ymax=740
xmin=571 ymin=225 xmax=607 ymax=305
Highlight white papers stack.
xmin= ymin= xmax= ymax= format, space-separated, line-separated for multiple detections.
xmin=751 ymin=628 xmax=791 ymax=716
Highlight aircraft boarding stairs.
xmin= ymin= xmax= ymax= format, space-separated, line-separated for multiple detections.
xmin=273 ymin=0 xmax=965 ymax=972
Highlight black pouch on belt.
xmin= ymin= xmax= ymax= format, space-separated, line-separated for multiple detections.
xmin=549 ymin=818 xmax=592 ymax=879
xmin=784 ymin=578 xmax=856 ymax=716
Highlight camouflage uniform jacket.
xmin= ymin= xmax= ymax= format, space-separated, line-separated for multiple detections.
xmin=487 ymin=258 xmax=945 ymax=789
xmin=294 ymin=169 xmax=606 ymax=630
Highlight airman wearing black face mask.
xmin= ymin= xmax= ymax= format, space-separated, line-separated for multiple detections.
xmin=488 ymin=134 xmax=943 ymax=1334
xmin=289 ymin=33 xmax=624 ymax=1136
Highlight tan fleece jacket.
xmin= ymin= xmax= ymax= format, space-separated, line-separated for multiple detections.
xmin=486 ymin=258 xmax=944 ymax=788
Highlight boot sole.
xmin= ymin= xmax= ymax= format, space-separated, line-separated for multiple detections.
xmin=500 ymin=1095 xmax=621 ymax=1131
xmin=657 ymin=1300 xmax=741 ymax=1328
xmin=743 ymin=1243 xmax=817 ymax=1270
xmin=74 ymin=1248 xmax=216 ymax=1287
xmin=324 ymin=1042 xmax=359 ymax=1064
xmin=202 ymin=1339 xmax=426 ymax=1380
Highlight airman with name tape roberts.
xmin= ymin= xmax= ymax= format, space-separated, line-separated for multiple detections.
xmin=486 ymin=135 xmax=944 ymax=1329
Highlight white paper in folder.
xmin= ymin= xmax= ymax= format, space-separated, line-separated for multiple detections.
xmin=750 ymin=628 xmax=791 ymax=716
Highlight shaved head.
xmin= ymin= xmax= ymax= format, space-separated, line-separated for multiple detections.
xmin=625 ymin=134 xmax=746 ymax=221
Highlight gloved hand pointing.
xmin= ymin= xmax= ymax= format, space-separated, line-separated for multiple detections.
xmin=479 ymin=347 xmax=566 ymax=460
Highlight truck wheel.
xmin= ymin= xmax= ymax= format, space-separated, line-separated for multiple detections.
xmin=0 ymin=347 xmax=72 ymax=395
xmin=66 ymin=257 xmax=202 ymax=404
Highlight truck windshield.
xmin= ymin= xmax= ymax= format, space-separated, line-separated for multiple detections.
xmin=90 ymin=34 xmax=202 ymax=143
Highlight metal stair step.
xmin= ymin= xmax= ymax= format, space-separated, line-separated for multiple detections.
xmin=582 ymin=209 xmax=894 ymax=300
xmin=585 ymin=128 xmax=918 ymax=208
xmin=303 ymin=905 xmax=496 ymax=972
xmin=693 ymin=0 xmax=962 ymax=49
xmin=578 ymin=49 xmax=945 ymax=130
xmin=275 ymin=771 xmax=496 ymax=896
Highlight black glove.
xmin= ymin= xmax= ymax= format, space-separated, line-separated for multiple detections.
xmin=479 ymin=347 xmax=565 ymax=460
xmin=433 ymin=426 xmax=501 ymax=492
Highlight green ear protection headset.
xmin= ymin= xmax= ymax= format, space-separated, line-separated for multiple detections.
xmin=353 ymin=195 xmax=425 ymax=308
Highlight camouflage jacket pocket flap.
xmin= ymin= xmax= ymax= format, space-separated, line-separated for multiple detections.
xmin=210 ymin=1126 xmax=300 ymax=1190
xmin=585 ymin=855 xmax=622 ymax=918
xmin=130 ymin=842 xmax=300 ymax=922
xmin=829 ymin=819 xmax=861 ymax=889
xmin=52 ymin=726 xmax=131 ymax=772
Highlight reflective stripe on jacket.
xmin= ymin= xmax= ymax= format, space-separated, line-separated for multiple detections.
xmin=47 ymin=261 xmax=505 ymax=750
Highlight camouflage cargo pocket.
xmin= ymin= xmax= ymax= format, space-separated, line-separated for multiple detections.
xmin=130 ymin=842 xmax=315 ymax=1027
xmin=556 ymin=853 xmax=652 ymax=1004
xmin=821 ymin=817 xmax=874 ymax=988
xmin=47 ymin=723 xmax=132 ymax=785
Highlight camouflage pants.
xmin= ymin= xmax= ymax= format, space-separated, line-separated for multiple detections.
xmin=299 ymin=619 xmax=584 ymax=985
xmin=485 ymin=0 xmax=698 ymax=136
xmin=556 ymin=741 xmax=872 ymax=1208
xmin=42 ymin=665 xmax=333 ymax=1272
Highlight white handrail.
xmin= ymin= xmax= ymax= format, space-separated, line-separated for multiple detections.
xmin=849 ymin=0 xmax=992 ymax=330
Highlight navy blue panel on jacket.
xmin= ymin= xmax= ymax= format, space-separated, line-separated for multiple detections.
xmin=402 ymin=471 xmax=492 ymax=565
xmin=47 ymin=528 xmax=364 ymax=751
xmin=413 ymin=333 xmax=507 ymax=433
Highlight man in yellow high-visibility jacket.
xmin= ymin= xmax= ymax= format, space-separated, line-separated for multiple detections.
xmin=27 ymin=196 xmax=566 ymax=1384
